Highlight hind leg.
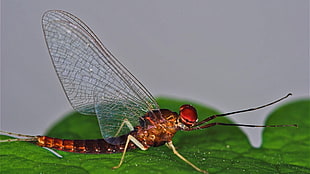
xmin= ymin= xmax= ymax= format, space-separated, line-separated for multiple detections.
xmin=112 ymin=135 xmax=148 ymax=169
xmin=113 ymin=118 xmax=134 ymax=137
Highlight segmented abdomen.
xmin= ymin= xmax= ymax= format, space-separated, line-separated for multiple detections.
xmin=36 ymin=135 xmax=137 ymax=154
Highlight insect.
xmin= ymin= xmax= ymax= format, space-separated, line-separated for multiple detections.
xmin=0 ymin=10 xmax=297 ymax=174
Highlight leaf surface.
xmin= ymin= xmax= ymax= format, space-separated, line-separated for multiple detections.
xmin=1 ymin=97 xmax=309 ymax=173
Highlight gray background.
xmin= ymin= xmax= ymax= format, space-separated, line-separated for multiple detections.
xmin=1 ymin=0 xmax=308 ymax=147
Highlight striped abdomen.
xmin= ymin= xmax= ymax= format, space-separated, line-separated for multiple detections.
xmin=36 ymin=134 xmax=137 ymax=154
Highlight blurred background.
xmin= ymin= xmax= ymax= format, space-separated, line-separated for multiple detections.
xmin=1 ymin=0 xmax=308 ymax=147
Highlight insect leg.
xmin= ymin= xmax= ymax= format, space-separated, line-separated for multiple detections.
xmin=112 ymin=135 xmax=147 ymax=169
xmin=114 ymin=118 xmax=134 ymax=137
xmin=193 ymin=93 xmax=292 ymax=127
xmin=165 ymin=141 xmax=208 ymax=174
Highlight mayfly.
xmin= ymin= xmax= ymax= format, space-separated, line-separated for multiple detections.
xmin=0 ymin=10 xmax=297 ymax=174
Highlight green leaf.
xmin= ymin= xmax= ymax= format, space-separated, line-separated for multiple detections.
xmin=1 ymin=97 xmax=309 ymax=174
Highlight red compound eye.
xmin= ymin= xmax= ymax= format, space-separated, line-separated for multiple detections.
xmin=179 ymin=104 xmax=198 ymax=126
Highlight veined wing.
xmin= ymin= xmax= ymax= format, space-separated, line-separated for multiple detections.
xmin=42 ymin=10 xmax=159 ymax=138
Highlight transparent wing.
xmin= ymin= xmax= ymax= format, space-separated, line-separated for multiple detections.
xmin=42 ymin=10 xmax=160 ymax=138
